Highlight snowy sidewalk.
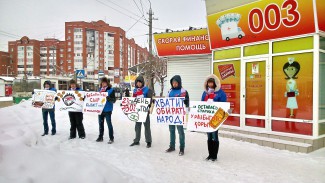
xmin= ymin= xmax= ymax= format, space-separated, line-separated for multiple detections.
xmin=0 ymin=100 xmax=324 ymax=183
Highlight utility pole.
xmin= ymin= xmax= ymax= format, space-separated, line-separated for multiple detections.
xmin=147 ymin=0 xmax=157 ymax=93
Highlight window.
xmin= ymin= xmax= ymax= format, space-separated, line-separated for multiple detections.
xmin=74 ymin=28 xmax=82 ymax=32
xmin=18 ymin=46 xmax=24 ymax=51
xmin=68 ymin=48 xmax=71 ymax=52
xmin=11 ymin=48 xmax=14 ymax=52
xmin=68 ymin=29 xmax=71 ymax=33
xmin=60 ymin=49 xmax=64 ymax=52
xmin=68 ymin=42 xmax=71 ymax=46
xmin=68 ymin=54 xmax=71 ymax=58
xmin=60 ymin=54 xmax=63 ymax=58
xmin=67 ymin=36 xmax=71 ymax=40
xmin=40 ymin=47 xmax=47 ymax=51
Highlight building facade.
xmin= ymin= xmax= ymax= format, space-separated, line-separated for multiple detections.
xmin=0 ymin=51 xmax=13 ymax=76
xmin=7 ymin=20 xmax=149 ymax=84
xmin=65 ymin=20 xmax=149 ymax=83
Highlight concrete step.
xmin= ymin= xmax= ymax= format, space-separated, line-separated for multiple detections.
xmin=218 ymin=127 xmax=325 ymax=153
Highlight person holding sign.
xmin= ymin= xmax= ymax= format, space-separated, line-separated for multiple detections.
xmin=129 ymin=75 xmax=153 ymax=148
xmin=165 ymin=75 xmax=189 ymax=156
xmin=68 ymin=80 xmax=86 ymax=139
xmin=41 ymin=80 xmax=57 ymax=136
xmin=96 ymin=77 xmax=116 ymax=144
xmin=201 ymin=74 xmax=227 ymax=161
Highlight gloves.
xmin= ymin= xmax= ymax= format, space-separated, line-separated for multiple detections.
xmin=32 ymin=91 xmax=35 ymax=95
xmin=54 ymin=97 xmax=58 ymax=101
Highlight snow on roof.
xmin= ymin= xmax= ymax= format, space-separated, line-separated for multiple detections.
xmin=0 ymin=76 xmax=15 ymax=82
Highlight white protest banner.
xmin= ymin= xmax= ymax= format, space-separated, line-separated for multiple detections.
xmin=154 ymin=97 xmax=186 ymax=125
xmin=56 ymin=90 xmax=85 ymax=112
xmin=187 ymin=101 xmax=230 ymax=132
xmin=32 ymin=89 xmax=56 ymax=109
xmin=83 ymin=92 xmax=108 ymax=114
xmin=121 ymin=97 xmax=151 ymax=122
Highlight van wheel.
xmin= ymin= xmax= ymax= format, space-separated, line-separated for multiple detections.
xmin=226 ymin=37 xmax=230 ymax=41
xmin=238 ymin=35 xmax=243 ymax=39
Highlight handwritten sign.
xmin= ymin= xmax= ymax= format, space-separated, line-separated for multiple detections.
xmin=187 ymin=101 xmax=230 ymax=132
xmin=154 ymin=97 xmax=186 ymax=125
xmin=121 ymin=97 xmax=151 ymax=122
xmin=56 ymin=90 xmax=85 ymax=112
xmin=32 ymin=89 xmax=56 ymax=109
xmin=83 ymin=92 xmax=108 ymax=114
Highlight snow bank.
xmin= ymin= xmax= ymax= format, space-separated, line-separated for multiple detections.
xmin=0 ymin=101 xmax=324 ymax=183
xmin=0 ymin=101 xmax=140 ymax=183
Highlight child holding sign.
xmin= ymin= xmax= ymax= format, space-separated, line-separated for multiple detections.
xmin=129 ymin=75 xmax=153 ymax=148
xmin=201 ymin=74 xmax=227 ymax=161
xmin=165 ymin=75 xmax=189 ymax=156
xmin=68 ymin=80 xmax=86 ymax=139
xmin=96 ymin=77 xmax=116 ymax=144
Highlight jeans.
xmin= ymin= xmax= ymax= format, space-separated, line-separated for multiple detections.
xmin=42 ymin=110 xmax=56 ymax=134
xmin=69 ymin=112 xmax=85 ymax=138
xmin=134 ymin=114 xmax=152 ymax=143
xmin=98 ymin=112 xmax=114 ymax=140
xmin=207 ymin=130 xmax=219 ymax=142
xmin=169 ymin=125 xmax=185 ymax=149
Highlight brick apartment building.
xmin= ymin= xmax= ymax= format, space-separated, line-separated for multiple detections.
xmin=6 ymin=20 xmax=149 ymax=83
xmin=0 ymin=51 xmax=13 ymax=77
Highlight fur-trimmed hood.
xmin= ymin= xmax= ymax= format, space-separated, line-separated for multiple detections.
xmin=204 ymin=74 xmax=221 ymax=92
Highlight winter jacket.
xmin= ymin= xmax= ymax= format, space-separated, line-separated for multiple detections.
xmin=201 ymin=74 xmax=227 ymax=102
xmin=133 ymin=75 xmax=153 ymax=99
xmin=99 ymin=86 xmax=116 ymax=112
xmin=168 ymin=75 xmax=189 ymax=107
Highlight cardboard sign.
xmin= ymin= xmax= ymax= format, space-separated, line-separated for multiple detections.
xmin=83 ymin=92 xmax=108 ymax=114
xmin=56 ymin=90 xmax=85 ymax=112
xmin=187 ymin=101 xmax=230 ymax=132
xmin=154 ymin=97 xmax=186 ymax=125
xmin=121 ymin=97 xmax=151 ymax=123
xmin=32 ymin=89 xmax=56 ymax=109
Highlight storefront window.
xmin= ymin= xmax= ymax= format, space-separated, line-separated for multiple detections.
xmin=272 ymin=53 xmax=313 ymax=120
xmin=320 ymin=36 xmax=325 ymax=50
xmin=213 ymin=47 xmax=240 ymax=60
xmin=244 ymin=43 xmax=268 ymax=57
xmin=320 ymin=52 xmax=325 ymax=120
xmin=213 ymin=60 xmax=241 ymax=126
xmin=272 ymin=53 xmax=313 ymax=136
xmin=273 ymin=37 xmax=313 ymax=54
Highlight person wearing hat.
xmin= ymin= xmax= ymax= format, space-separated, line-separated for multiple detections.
xmin=129 ymin=75 xmax=153 ymax=148
xmin=165 ymin=75 xmax=189 ymax=156
xmin=201 ymin=74 xmax=227 ymax=161
xmin=41 ymin=80 xmax=57 ymax=136
xmin=96 ymin=77 xmax=116 ymax=144
xmin=68 ymin=79 xmax=86 ymax=139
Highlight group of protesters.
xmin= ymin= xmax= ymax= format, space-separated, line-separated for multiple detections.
xmin=38 ymin=74 xmax=227 ymax=160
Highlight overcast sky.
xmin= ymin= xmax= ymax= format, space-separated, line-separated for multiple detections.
xmin=0 ymin=0 xmax=207 ymax=52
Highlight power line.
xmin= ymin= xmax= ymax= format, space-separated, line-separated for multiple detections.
xmin=133 ymin=0 xmax=144 ymax=16
xmin=126 ymin=15 xmax=145 ymax=33
xmin=96 ymin=0 xmax=148 ymax=25
xmin=139 ymin=0 xmax=145 ymax=16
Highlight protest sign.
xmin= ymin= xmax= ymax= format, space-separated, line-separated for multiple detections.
xmin=187 ymin=101 xmax=230 ymax=132
xmin=83 ymin=92 xmax=108 ymax=114
xmin=32 ymin=89 xmax=56 ymax=109
xmin=121 ymin=97 xmax=151 ymax=122
xmin=154 ymin=97 xmax=186 ymax=125
xmin=56 ymin=90 xmax=85 ymax=112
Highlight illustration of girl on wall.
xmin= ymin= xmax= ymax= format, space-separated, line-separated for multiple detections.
xmin=283 ymin=57 xmax=300 ymax=118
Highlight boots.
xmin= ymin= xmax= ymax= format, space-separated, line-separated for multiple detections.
xmin=206 ymin=140 xmax=213 ymax=160
xmin=211 ymin=140 xmax=219 ymax=161
xmin=96 ymin=136 xmax=103 ymax=142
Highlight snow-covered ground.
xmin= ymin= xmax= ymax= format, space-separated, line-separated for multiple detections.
xmin=0 ymin=100 xmax=324 ymax=183
xmin=0 ymin=97 xmax=12 ymax=102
